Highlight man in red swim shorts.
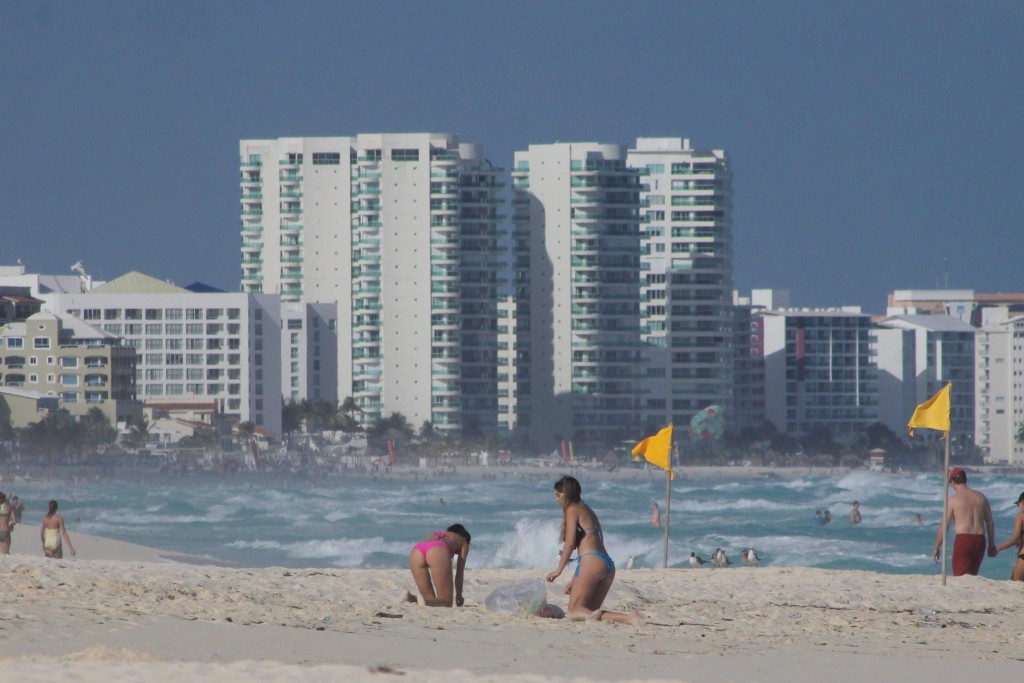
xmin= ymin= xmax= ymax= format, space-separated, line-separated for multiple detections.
xmin=933 ymin=467 xmax=996 ymax=576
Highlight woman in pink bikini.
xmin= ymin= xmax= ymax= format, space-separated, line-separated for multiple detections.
xmin=399 ymin=523 xmax=471 ymax=607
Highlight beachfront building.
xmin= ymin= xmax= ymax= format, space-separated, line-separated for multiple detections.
xmin=873 ymin=315 xmax=976 ymax=447
xmin=760 ymin=308 xmax=878 ymax=439
xmin=0 ymin=310 xmax=139 ymax=428
xmin=509 ymin=142 xmax=642 ymax=449
xmin=975 ymin=306 xmax=1024 ymax=465
xmin=281 ymin=301 xmax=338 ymax=404
xmin=626 ymin=138 xmax=734 ymax=433
xmin=47 ymin=271 xmax=282 ymax=436
xmin=731 ymin=289 xmax=791 ymax=431
xmin=887 ymin=288 xmax=1024 ymax=328
xmin=239 ymin=134 xmax=504 ymax=437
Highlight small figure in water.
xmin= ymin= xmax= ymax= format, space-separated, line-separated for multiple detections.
xmin=651 ymin=501 xmax=661 ymax=528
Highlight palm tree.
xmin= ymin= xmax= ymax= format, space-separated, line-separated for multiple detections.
xmin=121 ymin=417 xmax=151 ymax=453
xmin=79 ymin=407 xmax=117 ymax=459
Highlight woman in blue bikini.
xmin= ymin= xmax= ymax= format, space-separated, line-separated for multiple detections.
xmin=546 ymin=476 xmax=641 ymax=624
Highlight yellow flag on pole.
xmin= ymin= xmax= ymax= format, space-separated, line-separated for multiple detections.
xmin=632 ymin=425 xmax=674 ymax=479
xmin=907 ymin=383 xmax=951 ymax=436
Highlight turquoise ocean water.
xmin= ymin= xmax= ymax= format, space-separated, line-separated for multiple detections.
xmin=10 ymin=468 xmax=1024 ymax=580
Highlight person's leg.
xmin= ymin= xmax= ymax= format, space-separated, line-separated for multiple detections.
xmin=1012 ymin=556 xmax=1024 ymax=582
xmin=420 ymin=549 xmax=454 ymax=607
xmin=572 ymin=558 xmax=642 ymax=625
xmin=566 ymin=555 xmax=606 ymax=617
xmin=408 ymin=549 xmax=436 ymax=602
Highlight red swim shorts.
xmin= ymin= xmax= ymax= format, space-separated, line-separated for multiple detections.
xmin=952 ymin=534 xmax=986 ymax=576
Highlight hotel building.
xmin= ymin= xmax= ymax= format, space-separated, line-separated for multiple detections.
xmin=626 ymin=138 xmax=734 ymax=432
xmin=510 ymin=143 xmax=641 ymax=448
xmin=239 ymin=134 xmax=504 ymax=435
xmin=975 ymin=307 xmax=1024 ymax=465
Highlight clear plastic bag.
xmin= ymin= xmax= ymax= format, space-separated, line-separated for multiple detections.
xmin=484 ymin=577 xmax=548 ymax=615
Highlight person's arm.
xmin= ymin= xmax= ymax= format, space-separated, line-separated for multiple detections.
xmin=40 ymin=518 xmax=45 ymax=547
xmin=995 ymin=513 xmax=1023 ymax=553
xmin=546 ymin=506 xmax=578 ymax=582
xmin=984 ymin=499 xmax=997 ymax=557
xmin=59 ymin=517 xmax=75 ymax=556
xmin=454 ymin=545 xmax=467 ymax=606
xmin=933 ymin=510 xmax=953 ymax=562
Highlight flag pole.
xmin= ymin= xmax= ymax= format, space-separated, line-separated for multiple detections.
xmin=662 ymin=467 xmax=672 ymax=569
xmin=940 ymin=431 xmax=951 ymax=586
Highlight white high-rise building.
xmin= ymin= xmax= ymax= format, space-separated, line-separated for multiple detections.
xmin=240 ymin=134 xmax=504 ymax=435
xmin=873 ymin=315 xmax=976 ymax=442
xmin=281 ymin=301 xmax=337 ymax=404
xmin=627 ymin=138 xmax=734 ymax=432
xmin=976 ymin=307 xmax=1024 ymax=464
xmin=510 ymin=143 xmax=641 ymax=449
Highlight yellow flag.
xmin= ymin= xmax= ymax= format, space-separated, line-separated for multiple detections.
xmin=907 ymin=383 xmax=951 ymax=436
xmin=632 ymin=425 xmax=674 ymax=479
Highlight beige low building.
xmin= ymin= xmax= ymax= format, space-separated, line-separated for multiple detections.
xmin=0 ymin=311 xmax=141 ymax=428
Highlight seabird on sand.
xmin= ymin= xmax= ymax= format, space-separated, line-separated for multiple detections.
xmin=689 ymin=551 xmax=708 ymax=568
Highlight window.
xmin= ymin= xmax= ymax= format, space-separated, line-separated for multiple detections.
xmin=104 ymin=309 xmax=121 ymax=320
xmin=166 ymin=308 xmax=183 ymax=320
xmin=146 ymin=353 xmax=163 ymax=364
xmin=34 ymin=337 xmax=50 ymax=349
xmin=61 ymin=392 xmax=78 ymax=402
xmin=145 ymin=338 xmax=164 ymax=350
xmin=186 ymin=324 xmax=203 ymax=336
xmin=312 ymin=152 xmax=341 ymax=165
xmin=186 ymin=309 xmax=203 ymax=320
xmin=83 ymin=309 xmax=101 ymax=320
xmin=124 ymin=324 xmax=142 ymax=335
xmin=206 ymin=308 xmax=222 ymax=320
xmin=7 ymin=338 xmax=23 ymax=348
xmin=391 ymin=148 xmax=419 ymax=161
xmin=60 ymin=374 xmax=79 ymax=386
xmin=145 ymin=309 xmax=163 ymax=320
xmin=60 ymin=357 xmax=78 ymax=368
xmin=288 ymin=319 xmax=303 ymax=330
xmin=145 ymin=324 xmax=163 ymax=335
xmin=125 ymin=309 xmax=142 ymax=320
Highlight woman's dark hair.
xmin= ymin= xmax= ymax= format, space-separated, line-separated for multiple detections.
xmin=47 ymin=500 xmax=58 ymax=515
xmin=554 ymin=475 xmax=582 ymax=506
xmin=447 ymin=523 xmax=471 ymax=545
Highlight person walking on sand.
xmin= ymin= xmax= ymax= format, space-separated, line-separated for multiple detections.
xmin=546 ymin=475 xmax=642 ymax=625
xmin=0 ymin=492 xmax=13 ymax=554
xmin=399 ymin=524 xmax=470 ymax=607
xmin=932 ymin=467 xmax=995 ymax=576
xmin=41 ymin=500 xmax=75 ymax=559
xmin=994 ymin=491 xmax=1024 ymax=582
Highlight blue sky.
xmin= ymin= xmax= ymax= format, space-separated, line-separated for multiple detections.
xmin=2 ymin=1 xmax=1021 ymax=311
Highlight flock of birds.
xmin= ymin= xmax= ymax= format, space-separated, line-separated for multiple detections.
xmin=688 ymin=547 xmax=761 ymax=568
xmin=622 ymin=547 xmax=761 ymax=570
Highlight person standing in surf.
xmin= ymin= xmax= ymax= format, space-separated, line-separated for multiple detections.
xmin=546 ymin=475 xmax=641 ymax=624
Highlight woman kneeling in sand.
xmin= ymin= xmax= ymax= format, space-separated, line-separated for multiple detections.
xmin=41 ymin=500 xmax=75 ymax=559
xmin=546 ymin=476 xmax=641 ymax=625
xmin=400 ymin=524 xmax=471 ymax=607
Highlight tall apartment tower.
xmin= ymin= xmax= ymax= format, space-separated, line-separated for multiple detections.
xmin=239 ymin=134 xmax=504 ymax=435
xmin=976 ymin=307 xmax=1024 ymax=465
xmin=510 ymin=143 xmax=641 ymax=450
xmin=626 ymin=138 xmax=734 ymax=433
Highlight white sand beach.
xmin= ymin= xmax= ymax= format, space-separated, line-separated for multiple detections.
xmin=1 ymin=523 xmax=1022 ymax=683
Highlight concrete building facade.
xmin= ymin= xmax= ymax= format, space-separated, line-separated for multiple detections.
xmin=239 ymin=134 xmax=504 ymax=436
xmin=976 ymin=307 xmax=1024 ymax=465
xmin=761 ymin=308 xmax=878 ymax=438
xmin=48 ymin=272 xmax=281 ymax=435
xmin=510 ymin=143 xmax=641 ymax=449
xmin=874 ymin=314 xmax=976 ymax=444
xmin=627 ymin=138 xmax=734 ymax=433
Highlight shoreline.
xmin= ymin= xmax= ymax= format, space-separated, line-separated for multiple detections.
xmin=0 ymin=536 xmax=1022 ymax=683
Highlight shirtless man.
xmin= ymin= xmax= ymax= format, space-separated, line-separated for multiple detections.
xmin=932 ymin=467 xmax=996 ymax=576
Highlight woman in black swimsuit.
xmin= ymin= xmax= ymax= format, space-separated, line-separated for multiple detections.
xmin=545 ymin=475 xmax=641 ymax=624
xmin=995 ymin=491 xmax=1024 ymax=582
